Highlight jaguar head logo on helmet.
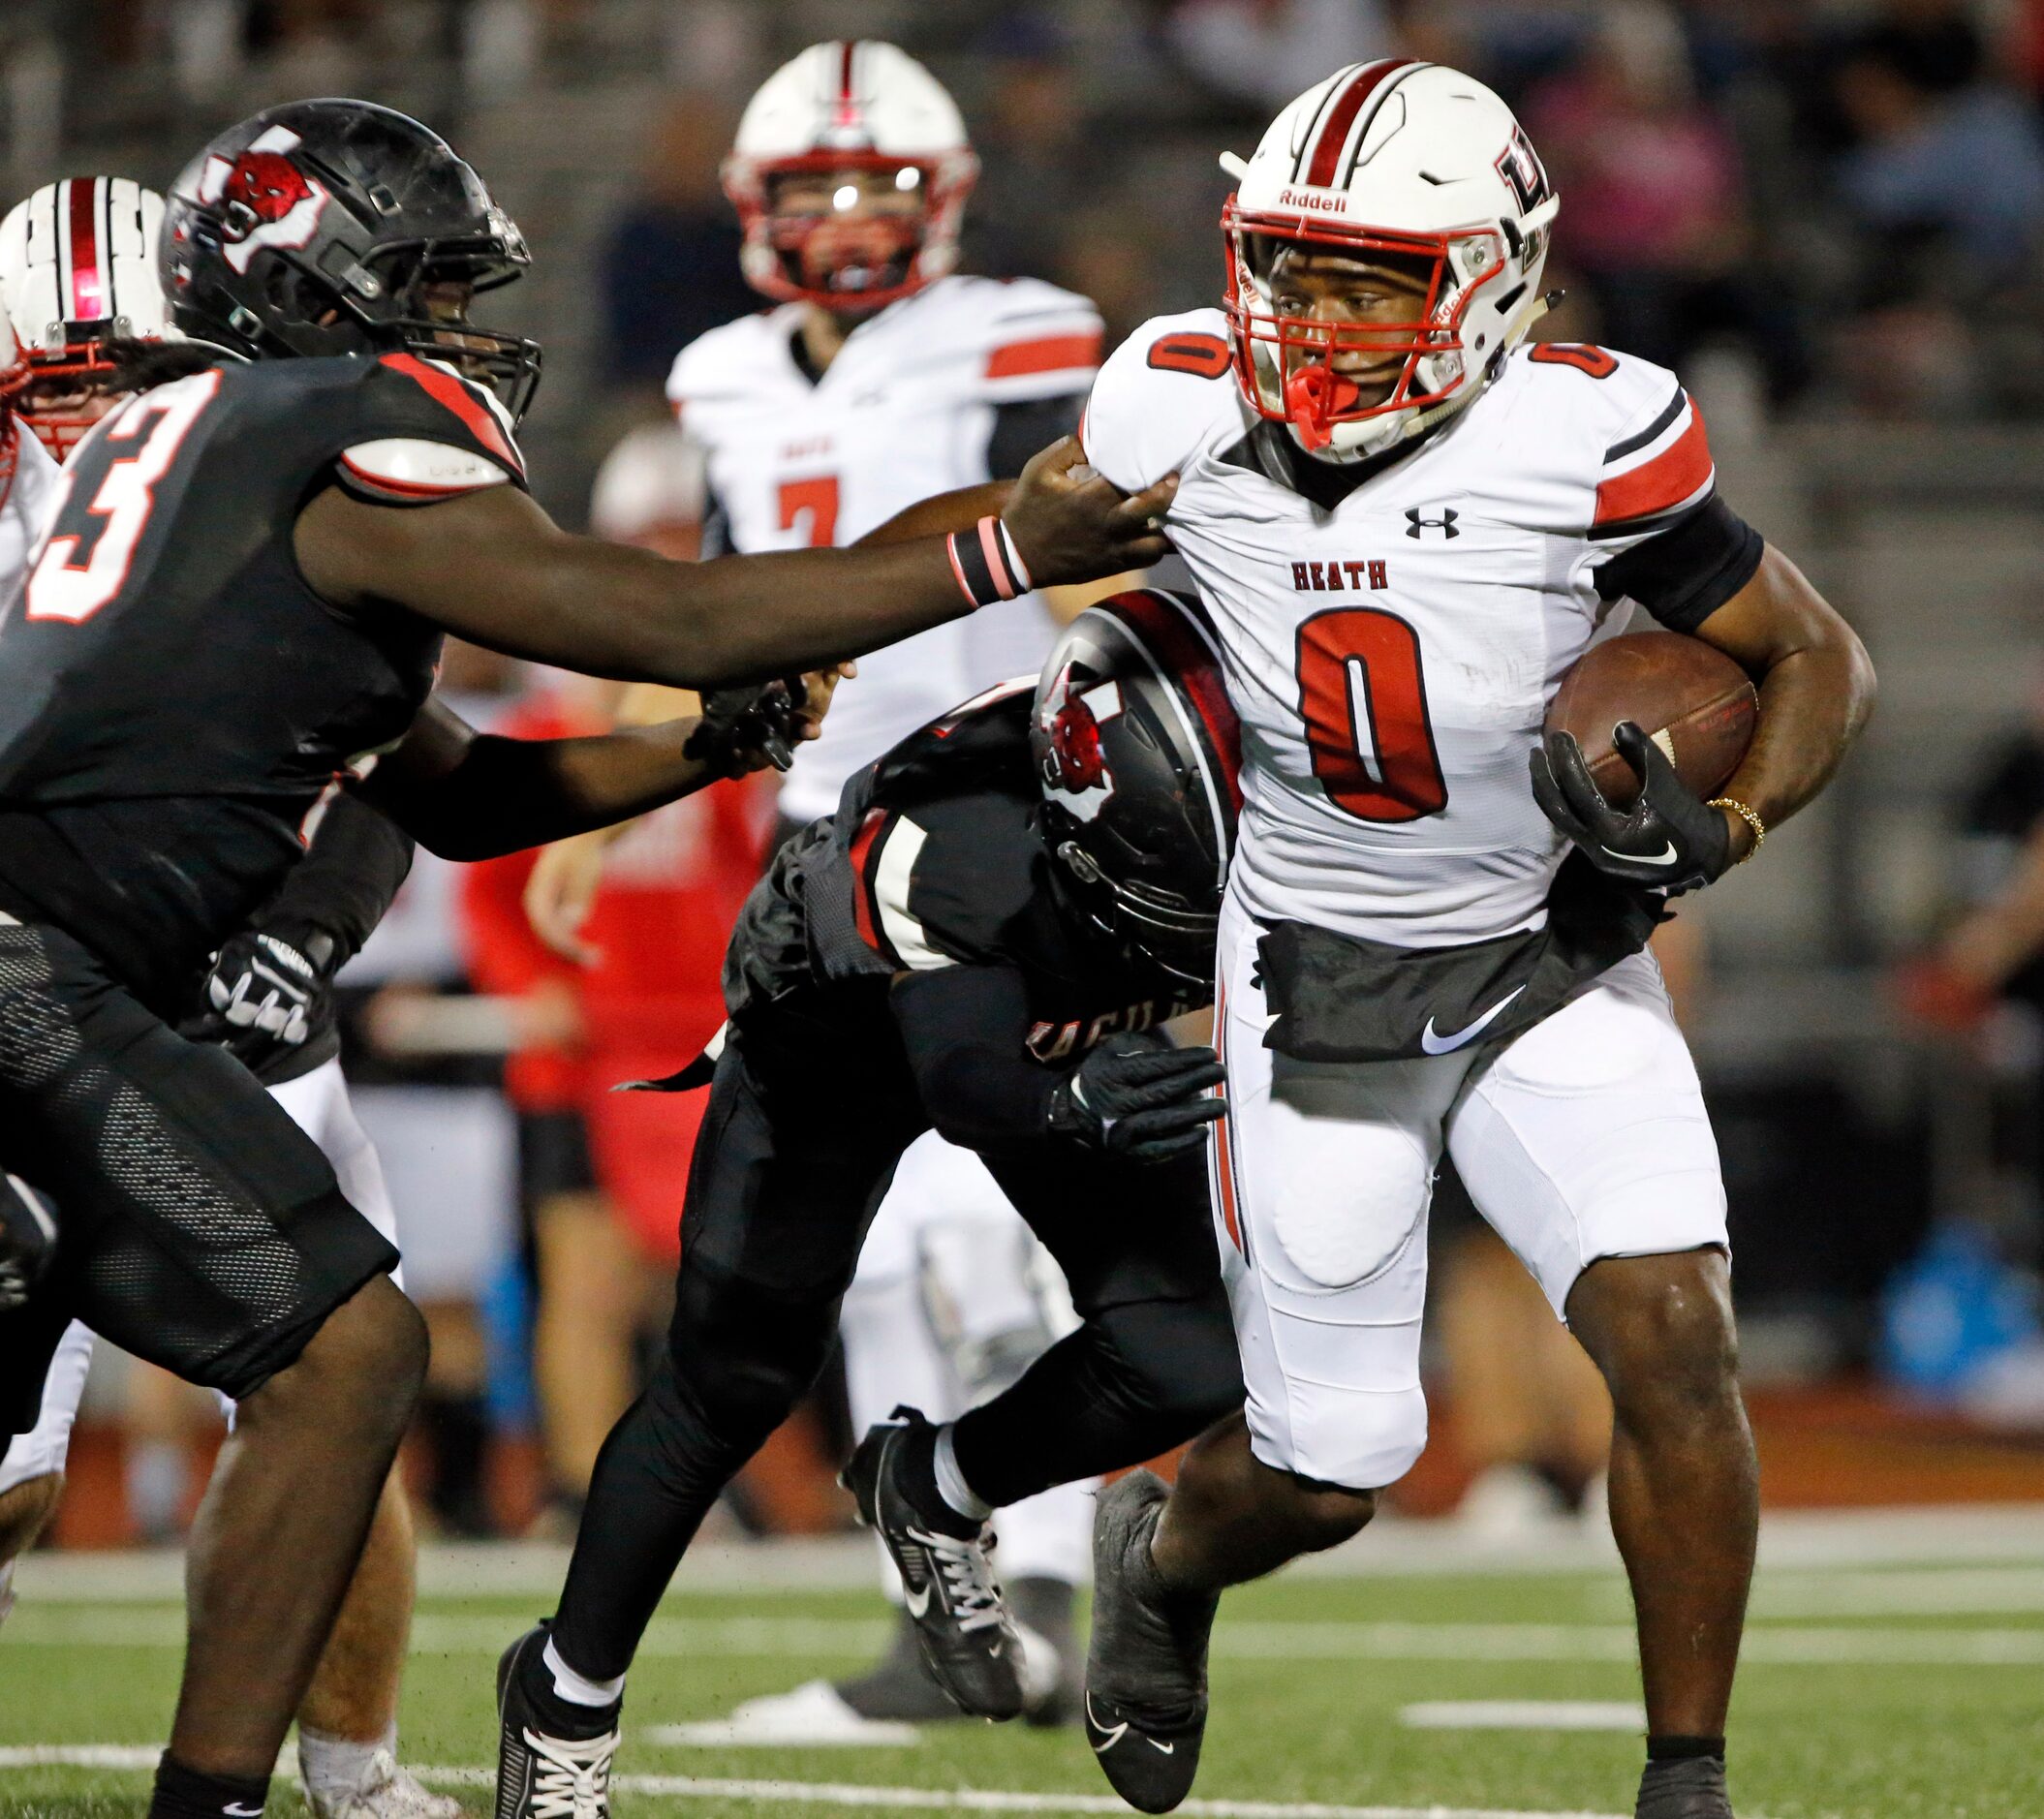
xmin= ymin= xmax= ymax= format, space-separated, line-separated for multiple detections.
xmin=1218 ymin=60 xmax=1561 ymax=464
xmin=161 ymin=100 xmax=542 ymax=420
xmin=721 ymin=41 xmax=979 ymax=314
xmin=0 ymin=177 xmax=174 ymax=460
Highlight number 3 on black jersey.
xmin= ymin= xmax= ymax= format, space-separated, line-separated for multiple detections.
xmin=1296 ymin=607 xmax=1449 ymax=822
xmin=25 ymin=371 xmax=222 ymax=625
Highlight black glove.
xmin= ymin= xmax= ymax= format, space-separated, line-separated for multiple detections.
xmin=0 ymin=1172 xmax=57 ymax=1312
xmin=1045 ymin=1036 xmax=1226 ymax=1163
xmin=685 ymin=678 xmax=808 ymax=777
xmin=184 ymin=927 xmax=336 ymax=1067
xmin=1530 ymin=722 xmax=1732 ymax=895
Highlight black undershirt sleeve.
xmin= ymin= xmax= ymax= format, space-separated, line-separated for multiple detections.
xmin=889 ymin=963 xmax=1057 ymax=1152
xmin=256 ymin=789 xmax=415 ymax=968
xmin=985 ymin=392 xmax=1088 ymax=483
xmin=1594 ymin=495 xmax=1766 ymax=633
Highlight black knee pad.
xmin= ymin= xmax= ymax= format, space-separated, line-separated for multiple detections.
xmin=666 ymin=1261 xmax=839 ymax=1452
xmin=1094 ymin=1291 xmax=1245 ymax=1432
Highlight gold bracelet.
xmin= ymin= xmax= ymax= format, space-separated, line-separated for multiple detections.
xmin=1708 ymin=796 xmax=1766 ymax=861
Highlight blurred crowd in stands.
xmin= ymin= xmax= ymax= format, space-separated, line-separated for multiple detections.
xmin=8 ymin=0 xmax=2044 ymax=1546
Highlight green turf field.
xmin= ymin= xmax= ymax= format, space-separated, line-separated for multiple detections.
xmin=5 ymin=1526 xmax=2044 ymax=1819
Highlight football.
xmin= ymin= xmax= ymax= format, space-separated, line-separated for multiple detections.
xmin=1544 ymin=630 xmax=1757 ymax=809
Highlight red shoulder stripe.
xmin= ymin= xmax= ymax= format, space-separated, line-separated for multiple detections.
xmin=378 ymin=352 xmax=523 ymax=476
xmin=1594 ymin=406 xmax=1712 ymax=528
xmin=985 ymin=331 xmax=1101 ymax=380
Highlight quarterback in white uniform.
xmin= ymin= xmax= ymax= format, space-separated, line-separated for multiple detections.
xmin=636 ymin=41 xmax=1107 ymax=1732
xmin=0 ymin=178 xmax=457 ymax=1819
xmin=1071 ymin=63 xmax=1874 ymax=1819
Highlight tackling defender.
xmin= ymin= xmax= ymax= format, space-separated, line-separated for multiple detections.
xmin=1063 ymin=62 xmax=1874 ymax=1819
xmin=532 ymin=40 xmax=1123 ymax=1729
xmin=0 ymin=97 xmax=1164 ymax=1819
xmin=494 ymin=593 xmax=1248 ymax=1818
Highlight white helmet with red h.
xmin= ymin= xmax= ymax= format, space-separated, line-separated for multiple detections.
xmin=722 ymin=41 xmax=978 ymax=313
xmin=0 ymin=176 xmax=170 ymax=459
xmin=1221 ymin=61 xmax=1560 ymax=464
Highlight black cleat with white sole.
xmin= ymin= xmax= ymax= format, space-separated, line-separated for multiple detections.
xmin=1084 ymin=1470 xmax=1218 ymax=1813
xmin=1636 ymin=1755 xmax=1735 ymax=1819
xmin=495 ymin=1621 xmax=620 ymax=1819
xmin=841 ymin=1406 xmax=1024 ymax=1721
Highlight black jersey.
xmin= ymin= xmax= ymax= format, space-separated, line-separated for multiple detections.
xmin=726 ymin=685 xmax=1206 ymax=1065
xmin=0 ymin=352 xmax=524 ymax=1008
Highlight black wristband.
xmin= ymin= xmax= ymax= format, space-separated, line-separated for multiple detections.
xmin=945 ymin=516 xmax=1034 ymax=608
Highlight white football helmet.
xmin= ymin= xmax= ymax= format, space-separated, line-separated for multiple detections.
xmin=1220 ymin=61 xmax=1561 ymax=464
xmin=0 ymin=176 xmax=170 ymax=459
xmin=722 ymin=41 xmax=978 ymax=312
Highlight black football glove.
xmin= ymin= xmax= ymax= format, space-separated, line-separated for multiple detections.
xmin=1045 ymin=1036 xmax=1226 ymax=1164
xmin=685 ymin=678 xmax=808 ymax=777
xmin=185 ymin=927 xmax=335 ymax=1067
xmin=0 ymin=1172 xmax=58 ymax=1312
xmin=1530 ymin=721 xmax=1732 ymax=895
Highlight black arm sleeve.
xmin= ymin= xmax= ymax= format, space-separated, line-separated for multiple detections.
xmin=255 ymin=789 xmax=414 ymax=970
xmin=1594 ymin=495 xmax=1766 ymax=632
xmin=890 ymin=964 xmax=1058 ymax=1152
xmin=985 ymin=392 xmax=1088 ymax=483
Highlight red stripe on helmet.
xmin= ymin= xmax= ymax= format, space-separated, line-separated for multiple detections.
xmin=379 ymin=352 xmax=524 ymax=476
xmin=1302 ymin=61 xmax=1411 ymax=188
xmin=68 ymin=179 xmax=105 ymax=323
xmin=1105 ymin=590 xmax=1244 ymax=817
xmin=839 ymin=41 xmax=856 ymax=100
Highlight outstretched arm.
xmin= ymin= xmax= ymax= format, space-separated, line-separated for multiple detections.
xmin=295 ymin=441 xmax=1175 ymax=690
xmin=360 ymin=691 xmax=819 ymax=861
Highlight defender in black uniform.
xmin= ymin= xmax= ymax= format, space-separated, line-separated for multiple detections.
xmin=494 ymin=591 xmax=1249 ymax=1817
xmin=0 ymin=96 xmax=1169 ymax=1819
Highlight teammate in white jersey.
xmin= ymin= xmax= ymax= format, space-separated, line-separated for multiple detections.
xmin=0 ymin=178 xmax=457 ymax=1819
xmin=1068 ymin=63 xmax=1875 ymax=1819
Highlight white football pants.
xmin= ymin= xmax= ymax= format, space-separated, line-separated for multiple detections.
xmin=1212 ymin=894 xmax=1728 ymax=1493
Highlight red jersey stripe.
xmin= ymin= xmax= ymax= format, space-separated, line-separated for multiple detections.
xmin=847 ymin=809 xmax=893 ymax=959
xmin=1302 ymin=61 xmax=1411 ymax=188
xmin=68 ymin=179 xmax=104 ymax=322
xmin=378 ymin=352 xmax=524 ymax=475
xmin=1594 ymin=407 xmax=1712 ymax=527
xmin=984 ymin=331 xmax=1102 ymax=380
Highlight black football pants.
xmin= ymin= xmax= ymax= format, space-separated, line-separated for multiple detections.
xmin=549 ymin=997 xmax=1242 ymax=1681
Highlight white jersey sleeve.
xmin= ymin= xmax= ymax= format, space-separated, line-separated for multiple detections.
xmin=1081 ymin=308 xmax=1240 ymax=496
xmin=1550 ymin=346 xmax=1717 ymax=559
xmin=954 ymin=275 xmax=1103 ymax=406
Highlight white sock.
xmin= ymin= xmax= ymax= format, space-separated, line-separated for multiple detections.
xmin=297 ymin=1721 xmax=394 ymax=1799
xmin=933 ymin=1423 xmax=993 ymax=1523
xmin=543 ymin=1635 xmax=625 ymax=1707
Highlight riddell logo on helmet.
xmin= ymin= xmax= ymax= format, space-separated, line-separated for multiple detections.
xmin=1277 ymin=188 xmax=1348 ymax=213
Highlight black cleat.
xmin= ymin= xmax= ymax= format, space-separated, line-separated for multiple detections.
xmin=842 ymin=1407 xmax=1024 ymax=1721
xmin=495 ymin=1621 xmax=620 ymax=1819
xmin=1084 ymin=1471 xmax=1218 ymax=1813
xmin=1636 ymin=1756 xmax=1734 ymax=1819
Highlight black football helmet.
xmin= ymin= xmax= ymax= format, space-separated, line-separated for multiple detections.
xmin=1032 ymin=589 xmax=1244 ymax=989
xmin=161 ymin=98 xmax=542 ymax=418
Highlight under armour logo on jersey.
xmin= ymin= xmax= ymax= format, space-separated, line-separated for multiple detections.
xmin=1405 ymin=507 xmax=1460 ymax=540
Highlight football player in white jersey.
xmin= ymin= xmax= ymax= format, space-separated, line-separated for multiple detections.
xmin=0 ymin=177 xmax=458 ymax=1819
xmin=1068 ymin=63 xmax=1875 ymax=1819
xmin=545 ymin=41 xmax=1113 ymax=1732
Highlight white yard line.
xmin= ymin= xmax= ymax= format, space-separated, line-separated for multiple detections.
xmin=0 ymin=1750 xmax=1626 ymax=1819
xmin=1400 ymin=1704 xmax=1645 ymax=1733
xmin=15 ymin=1505 xmax=2044 ymax=1605
xmin=8 ymin=1608 xmax=2044 ymax=1665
